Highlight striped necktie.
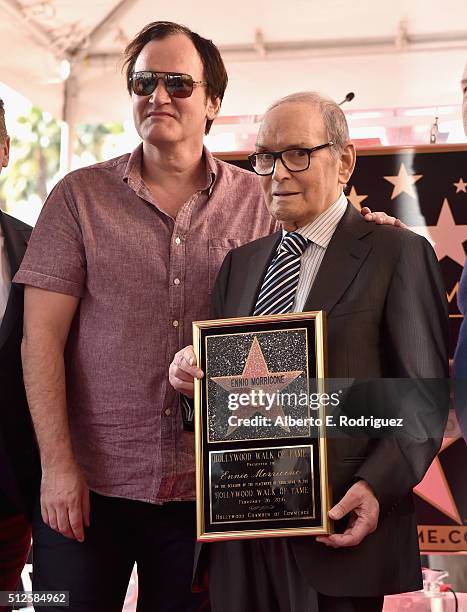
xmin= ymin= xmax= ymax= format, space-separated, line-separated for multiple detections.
xmin=254 ymin=232 xmax=310 ymax=315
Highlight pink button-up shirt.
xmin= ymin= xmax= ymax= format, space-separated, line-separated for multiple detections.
xmin=14 ymin=145 xmax=278 ymax=503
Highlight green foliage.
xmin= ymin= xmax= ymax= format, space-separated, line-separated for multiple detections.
xmin=75 ymin=122 xmax=124 ymax=162
xmin=0 ymin=107 xmax=61 ymax=209
xmin=0 ymin=106 xmax=124 ymax=212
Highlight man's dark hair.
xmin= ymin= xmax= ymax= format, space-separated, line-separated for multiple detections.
xmin=0 ymin=98 xmax=7 ymax=144
xmin=122 ymin=21 xmax=228 ymax=135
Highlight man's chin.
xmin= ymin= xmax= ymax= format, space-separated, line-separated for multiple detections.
xmin=269 ymin=212 xmax=298 ymax=231
xmin=267 ymin=203 xmax=295 ymax=227
xmin=142 ymin=125 xmax=180 ymax=145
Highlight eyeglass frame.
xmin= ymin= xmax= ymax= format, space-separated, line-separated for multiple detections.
xmin=129 ymin=70 xmax=208 ymax=98
xmin=248 ymin=142 xmax=334 ymax=176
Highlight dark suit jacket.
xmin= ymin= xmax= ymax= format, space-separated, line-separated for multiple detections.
xmin=203 ymin=203 xmax=449 ymax=597
xmin=0 ymin=211 xmax=40 ymax=517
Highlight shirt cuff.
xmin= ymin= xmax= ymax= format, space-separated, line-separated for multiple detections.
xmin=13 ymin=269 xmax=84 ymax=298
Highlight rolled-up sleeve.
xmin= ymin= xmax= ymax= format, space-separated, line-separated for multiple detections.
xmin=13 ymin=177 xmax=86 ymax=297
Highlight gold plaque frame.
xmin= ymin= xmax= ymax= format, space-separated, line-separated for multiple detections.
xmin=193 ymin=311 xmax=332 ymax=541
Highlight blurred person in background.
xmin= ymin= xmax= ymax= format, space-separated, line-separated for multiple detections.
xmin=0 ymin=97 xmax=40 ymax=612
xmin=453 ymin=61 xmax=467 ymax=440
xmin=427 ymin=61 xmax=467 ymax=595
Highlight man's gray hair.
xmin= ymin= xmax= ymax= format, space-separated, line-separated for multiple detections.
xmin=0 ymin=98 xmax=7 ymax=144
xmin=266 ymin=91 xmax=350 ymax=158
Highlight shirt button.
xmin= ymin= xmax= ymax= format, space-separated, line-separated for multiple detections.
xmin=165 ymin=408 xmax=171 ymax=416
xmin=172 ymin=320 xmax=179 ymax=327
xmin=175 ymin=236 xmax=181 ymax=245
xmin=174 ymin=278 xmax=180 ymax=285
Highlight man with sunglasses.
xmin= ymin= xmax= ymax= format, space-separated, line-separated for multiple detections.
xmin=169 ymin=92 xmax=448 ymax=611
xmin=15 ymin=20 xmax=401 ymax=612
xmin=14 ymin=20 xmax=280 ymax=612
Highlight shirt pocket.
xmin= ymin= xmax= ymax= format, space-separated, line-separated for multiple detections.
xmin=208 ymin=238 xmax=242 ymax=291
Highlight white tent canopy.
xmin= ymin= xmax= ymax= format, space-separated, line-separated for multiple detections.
xmin=1 ymin=0 xmax=466 ymax=130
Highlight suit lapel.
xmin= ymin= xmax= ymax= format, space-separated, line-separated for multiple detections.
xmin=237 ymin=232 xmax=282 ymax=316
xmin=0 ymin=212 xmax=30 ymax=350
xmin=303 ymin=203 xmax=374 ymax=313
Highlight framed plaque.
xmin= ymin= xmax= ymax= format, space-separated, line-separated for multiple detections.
xmin=193 ymin=311 xmax=332 ymax=541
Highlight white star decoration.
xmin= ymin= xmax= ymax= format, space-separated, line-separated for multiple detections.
xmin=347 ymin=186 xmax=368 ymax=211
xmin=384 ymin=163 xmax=423 ymax=199
xmin=421 ymin=199 xmax=467 ymax=266
xmin=415 ymin=419 xmax=463 ymax=525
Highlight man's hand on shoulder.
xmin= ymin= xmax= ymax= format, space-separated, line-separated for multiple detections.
xmin=316 ymin=480 xmax=379 ymax=548
xmin=360 ymin=206 xmax=407 ymax=228
xmin=40 ymin=459 xmax=90 ymax=542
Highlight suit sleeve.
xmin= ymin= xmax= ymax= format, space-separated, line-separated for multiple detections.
xmin=354 ymin=233 xmax=449 ymax=511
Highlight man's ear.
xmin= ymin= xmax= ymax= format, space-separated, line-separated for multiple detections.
xmin=338 ymin=141 xmax=356 ymax=186
xmin=206 ymin=96 xmax=221 ymax=121
xmin=1 ymin=135 xmax=10 ymax=168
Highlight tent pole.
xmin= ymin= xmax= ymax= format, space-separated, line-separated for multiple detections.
xmin=60 ymin=72 xmax=78 ymax=176
xmin=59 ymin=121 xmax=70 ymax=177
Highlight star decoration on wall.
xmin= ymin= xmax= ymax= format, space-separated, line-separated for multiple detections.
xmin=210 ymin=337 xmax=304 ymax=435
xmin=347 ymin=186 xmax=368 ymax=211
xmin=414 ymin=432 xmax=462 ymax=524
xmin=423 ymin=198 xmax=467 ymax=266
xmin=453 ymin=178 xmax=467 ymax=193
xmin=384 ymin=163 xmax=423 ymax=199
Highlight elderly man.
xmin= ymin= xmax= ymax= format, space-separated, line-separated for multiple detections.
xmin=0 ymin=99 xmax=40 ymax=611
xmin=170 ymin=92 xmax=449 ymax=612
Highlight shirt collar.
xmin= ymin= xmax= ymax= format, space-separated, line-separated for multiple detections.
xmin=123 ymin=143 xmax=143 ymax=189
xmin=282 ymin=192 xmax=347 ymax=248
xmin=123 ymin=143 xmax=216 ymax=196
xmin=202 ymin=146 xmax=217 ymax=196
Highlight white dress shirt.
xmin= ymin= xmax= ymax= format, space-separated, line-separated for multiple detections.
xmin=289 ymin=192 xmax=348 ymax=312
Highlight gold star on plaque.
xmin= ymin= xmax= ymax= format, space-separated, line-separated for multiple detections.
xmin=211 ymin=337 xmax=304 ymax=435
xmin=347 ymin=186 xmax=368 ymax=211
xmin=454 ymin=178 xmax=467 ymax=193
xmin=384 ymin=163 xmax=423 ymax=199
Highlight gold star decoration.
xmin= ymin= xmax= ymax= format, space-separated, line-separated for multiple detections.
xmin=347 ymin=186 xmax=368 ymax=211
xmin=211 ymin=336 xmax=304 ymax=435
xmin=454 ymin=178 xmax=467 ymax=193
xmin=384 ymin=163 xmax=423 ymax=199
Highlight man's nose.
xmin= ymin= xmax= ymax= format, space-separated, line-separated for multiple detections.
xmin=149 ymin=79 xmax=171 ymax=104
xmin=271 ymin=156 xmax=291 ymax=181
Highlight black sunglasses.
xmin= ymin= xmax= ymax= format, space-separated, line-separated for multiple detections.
xmin=130 ymin=71 xmax=207 ymax=99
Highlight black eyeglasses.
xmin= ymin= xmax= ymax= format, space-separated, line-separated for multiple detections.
xmin=248 ymin=142 xmax=334 ymax=176
xmin=130 ymin=71 xmax=207 ymax=99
